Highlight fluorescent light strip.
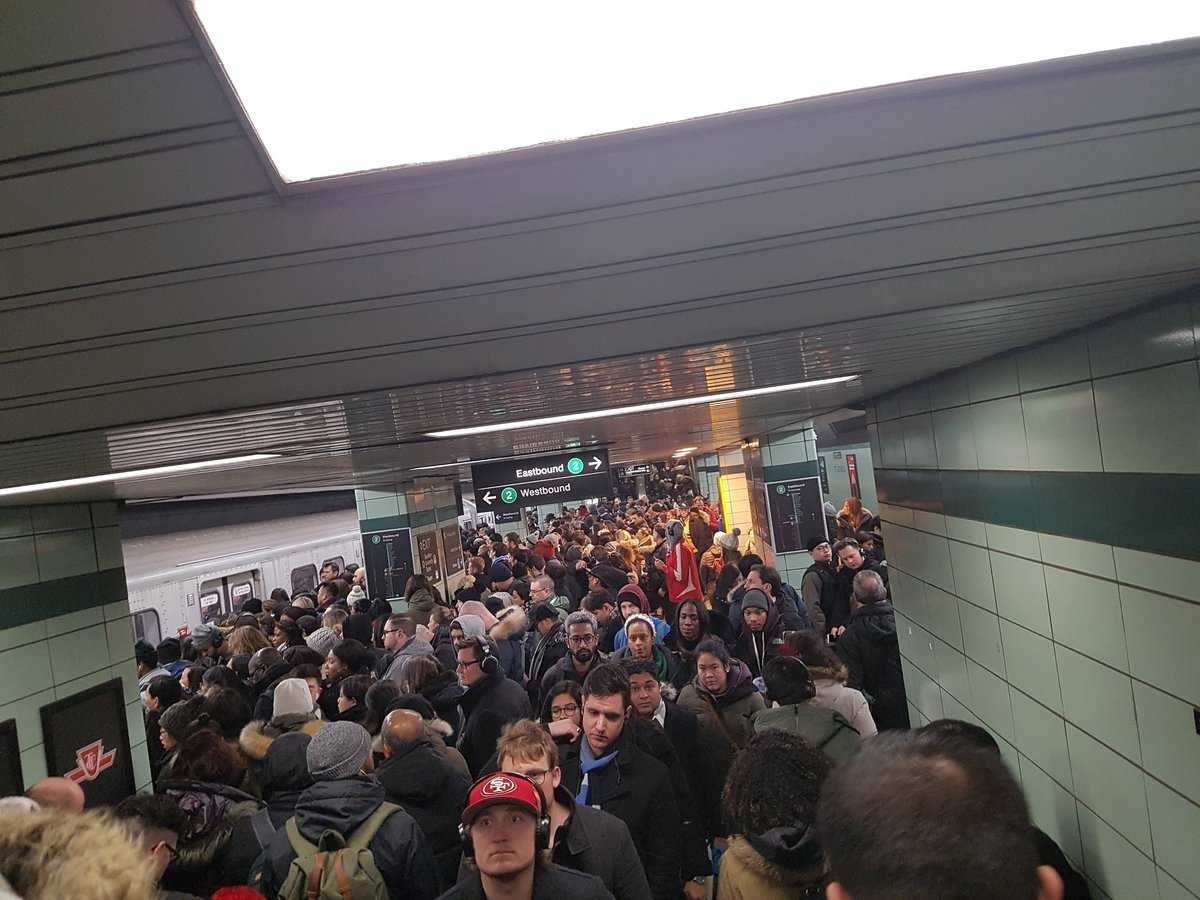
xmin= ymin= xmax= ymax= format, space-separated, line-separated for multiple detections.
xmin=426 ymin=376 xmax=857 ymax=439
xmin=0 ymin=454 xmax=281 ymax=499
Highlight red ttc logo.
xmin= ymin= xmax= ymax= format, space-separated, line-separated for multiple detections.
xmin=64 ymin=740 xmax=117 ymax=784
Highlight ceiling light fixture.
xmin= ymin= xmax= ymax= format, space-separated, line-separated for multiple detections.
xmin=0 ymin=454 xmax=281 ymax=499
xmin=674 ymin=447 xmax=698 ymax=454
xmin=426 ymin=376 xmax=858 ymax=439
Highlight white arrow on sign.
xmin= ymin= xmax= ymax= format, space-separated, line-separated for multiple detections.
xmin=482 ymin=491 xmax=496 ymax=505
xmin=589 ymin=456 xmax=602 ymax=471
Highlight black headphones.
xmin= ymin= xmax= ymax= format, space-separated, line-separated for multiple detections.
xmin=470 ymin=636 xmax=501 ymax=676
xmin=459 ymin=782 xmax=551 ymax=858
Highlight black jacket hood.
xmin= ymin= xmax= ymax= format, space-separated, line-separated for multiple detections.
xmin=375 ymin=741 xmax=447 ymax=805
xmin=294 ymin=778 xmax=389 ymax=842
xmin=745 ymin=824 xmax=824 ymax=872
xmin=850 ymin=601 xmax=897 ymax=642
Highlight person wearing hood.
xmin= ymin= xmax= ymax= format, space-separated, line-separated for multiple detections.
xmin=676 ymin=639 xmax=766 ymax=822
xmin=718 ymin=729 xmax=830 ymax=900
xmin=835 ymin=569 xmax=909 ymax=730
xmin=489 ymin=603 xmax=529 ymax=684
xmin=238 ymin=730 xmax=316 ymax=829
xmin=156 ymin=728 xmax=267 ymax=897
xmin=612 ymin=613 xmax=680 ymax=686
xmin=783 ymin=630 xmax=877 ymax=738
xmin=752 ymin=657 xmax=860 ymax=762
xmin=663 ymin=599 xmax=712 ymax=690
xmin=655 ymin=519 xmax=702 ymax=610
xmin=730 ymin=589 xmax=784 ymax=681
xmin=404 ymin=573 xmax=443 ymax=627
xmin=254 ymin=720 xmax=439 ymax=900
xmin=380 ymin=613 xmax=435 ymax=683
xmin=240 ymin=677 xmax=324 ymax=785
xmin=376 ymin=708 xmax=472 ymax=888
xmin=611 ymin=584 xmax=670 ymax=652
xmin=526 ymin=602 xmax=568 ymax=703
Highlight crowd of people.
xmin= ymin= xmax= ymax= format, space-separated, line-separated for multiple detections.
xmin=0 ymin=494 xmax=1088 ymax=900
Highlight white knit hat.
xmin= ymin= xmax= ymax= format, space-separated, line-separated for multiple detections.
xmin=273 ymin=678 xmax=316 ymax=718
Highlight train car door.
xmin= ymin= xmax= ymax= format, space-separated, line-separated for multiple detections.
xmin=198 ymin=569 xmax=263 ymax=622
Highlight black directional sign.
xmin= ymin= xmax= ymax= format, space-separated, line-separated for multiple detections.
xmin=472 ymin=450 xmax=612 ymax=511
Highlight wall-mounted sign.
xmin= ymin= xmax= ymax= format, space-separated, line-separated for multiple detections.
xmin=472 ymin=450 xmax=612 ymax=511
xmin=496 ymin=510 xmax=522 ymax=524
xmin=440 ymin=523 xmax=465 ymax=577
xmin=615 ymin=464 xmax=654 ymax=478
xmin=362 ymin=528 xmax=414 ymax=600
xmin=765 ymin=477 xmax=828 ymax=554
xmin=415 ymin=530 xmax=441 ymax=584
xmin=41 ymin=680 xmax=136 ymax=806
xmin=0 ymin=719 xmax=22 ymax=796
xmin=817 ymin=455 xmax=830 ymax=495
xmin=846 ymin=453 xmax=860 ymax=498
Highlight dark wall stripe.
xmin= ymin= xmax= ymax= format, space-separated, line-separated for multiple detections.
xmin=876 ymin=467 xmax=1200 ymax=561
xmin=0 ymin=566 xmax=127 ymax=630
xmin=359 ymin=514 xmax=410 ymax=533
xmin=763 ymin=460 xmax=821 ymax=482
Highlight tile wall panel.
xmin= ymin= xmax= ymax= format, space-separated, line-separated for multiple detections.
xmin=0 ymin=502 xmax=143 ymax=791
xmin=873 ymin=308 xmax=1200 ymax=899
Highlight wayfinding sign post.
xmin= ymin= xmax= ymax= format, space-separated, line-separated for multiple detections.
xmin=472 ymin=450 xmax=613 ymax=511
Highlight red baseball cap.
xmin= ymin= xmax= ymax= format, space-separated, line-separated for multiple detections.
xmin=462 ymin=773 xmax=544 ymax=825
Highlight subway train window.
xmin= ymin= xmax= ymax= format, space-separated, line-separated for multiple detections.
xmin=133 ymin=610 xmax=161 ymax=646
xmin=291 ymin=564 xmax=318 ymax=595
xmin=199 ymin=591 xmax=222 ymax=623
xmin=230 ymin=581 xmax=252 ymax=612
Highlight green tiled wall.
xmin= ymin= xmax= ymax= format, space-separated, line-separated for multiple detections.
xmin=0 ymin=502 xmax=149 ymax=792
xmin=866 ymin=296 xmax=1200 ymax=900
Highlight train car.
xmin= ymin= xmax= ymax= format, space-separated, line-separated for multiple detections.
xmin=123 ymin=508 xmax=362 ymax=645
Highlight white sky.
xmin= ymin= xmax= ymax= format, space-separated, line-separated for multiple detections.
xmin=193 ymin=1 xmax=1200 ymax=183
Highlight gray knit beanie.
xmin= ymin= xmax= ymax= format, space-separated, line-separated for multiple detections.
xmin=306 ymin=721 xmax=372 ymax=781
xmin=306 ymin=626 xmax=342 ymax=658
xmin=159 ymin=699 xmax=199 ymax=740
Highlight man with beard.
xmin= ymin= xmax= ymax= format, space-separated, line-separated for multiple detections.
xmin=537 ymin=611 xmax=603 ymax=705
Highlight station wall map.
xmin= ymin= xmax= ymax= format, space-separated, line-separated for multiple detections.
xmin=362 ymin=527 xmax=414 ymax=600
xmin=765 ymin=476 xmax=828 ymax=554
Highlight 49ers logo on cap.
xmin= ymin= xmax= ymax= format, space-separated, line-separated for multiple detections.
xmin=64 ymin=740 xmax=117 ymax=784
xmin=481 ymin=775 xmax=517 ymax=797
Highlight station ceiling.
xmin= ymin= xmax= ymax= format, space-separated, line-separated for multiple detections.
xmin=2 ymin=5 xmax=1199 ymax=504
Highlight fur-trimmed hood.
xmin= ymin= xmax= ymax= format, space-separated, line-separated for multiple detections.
xmin=239 ymin=717 xmax=323 ymax=761
xmin=726 ymin=832 xmax=824 ymax=889
xmin=809 ymin=664 xmax=848 ymax=684
xmin=489 ymin=604 xmax=528 ymax=641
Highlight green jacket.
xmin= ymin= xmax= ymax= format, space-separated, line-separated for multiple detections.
xmin=751 ymin=703 xmax=860 ymax=762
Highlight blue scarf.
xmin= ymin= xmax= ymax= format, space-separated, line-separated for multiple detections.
xmin=575 ymin=738 xmax=619 ymax=806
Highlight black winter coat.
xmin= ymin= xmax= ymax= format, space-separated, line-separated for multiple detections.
xmin=526 ymin=622 xmax=569 ymax=703
xmin=829 ymin=559 xmax=888 ymax=632
xmin=376 ymin=739 xmax=471 ymax=889
xmin=560 ymin=729 xmax=682 ymax=900
xmin=157 ymin=780 xmax=265 ymax=897
xmin=457 ymin=670 xmax=533 ymax=776
xmin=238 ymin=720 xmax=320 ymax=825
xmin=835 ymin=601 xmax=909 ymax=730
xmin=418 ymin=668 xmax=467 ymax=745
xmin=256 ymin=778 xmax=439 ymax=900
xmin=537 ymin=653 xmax=599 ymax=707
xmin=661 ymin=702 xmax=726 ymax=842
xmin=549 ymin=785 xmax=653 ymax=900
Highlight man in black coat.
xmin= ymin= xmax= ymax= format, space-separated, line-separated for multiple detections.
xmin=835 ymin=569 xmax=910 ymax=731
xmin=457 ymin=636 xmax=533 ymax=775
xmin=437 ymin=772 xmax=614 ymax=900
xmin=526 ymin=603 xmax=568 ymax=705
xmin=830 ymin=538 xmax=888 ymax=633
xmin=800 ymin=536 xmax=835 ymax=635
xmin=377 ymin=709 xmax=472 ymax=889
xmin=559 ymin=664 xmax=682 ymax=900
xmin=255 ymin=721 xmax=439 ymax=899
xmin=489 ymin=719 xmax=653 ymax=900
xmin=622 ymin=658 xmax=725 ymax=851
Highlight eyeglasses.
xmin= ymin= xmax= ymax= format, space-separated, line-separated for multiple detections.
xmin=516 ymin=769 xmax=549 ymax=785
xmin=456 ymin=658 xmax=481 ymax=670
xmin=383 ymin=628 xmax=403 ymax=635
xmin=550 ymin=704 xmax=579 ymax=719
xmin=567 ymin=634 xmax=596 ymax=646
